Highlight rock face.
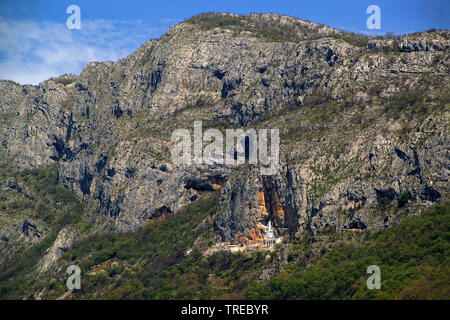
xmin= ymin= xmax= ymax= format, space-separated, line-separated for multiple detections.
xmin=0 ymin=13 xmax=448 ymax=249
xmin=213 ymin=115 xmax=449 ymax=244
xmin=37 ymin=227 xmax=78 ymax=275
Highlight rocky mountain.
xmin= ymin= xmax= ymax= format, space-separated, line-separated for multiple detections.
xmin=0 ymin=13 xmax=448 ymax=299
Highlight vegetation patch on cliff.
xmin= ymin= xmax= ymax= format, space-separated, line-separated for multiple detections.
xmin=245 ymin=203 xmax=450 ymax=299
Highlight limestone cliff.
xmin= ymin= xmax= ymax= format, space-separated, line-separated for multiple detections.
xmin=0 ymin=13 xmax=448 ymax=263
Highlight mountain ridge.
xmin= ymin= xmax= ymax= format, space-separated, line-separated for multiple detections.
xmin=0 ymin=12 xmax=448 ymax=299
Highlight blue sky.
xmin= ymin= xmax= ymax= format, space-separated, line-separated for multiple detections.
xmin=0 ymin=0 xmax=448 ymax=85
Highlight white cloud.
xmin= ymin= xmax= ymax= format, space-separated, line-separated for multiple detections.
xmin=0 ymin=17 xmax=176 ymax=85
